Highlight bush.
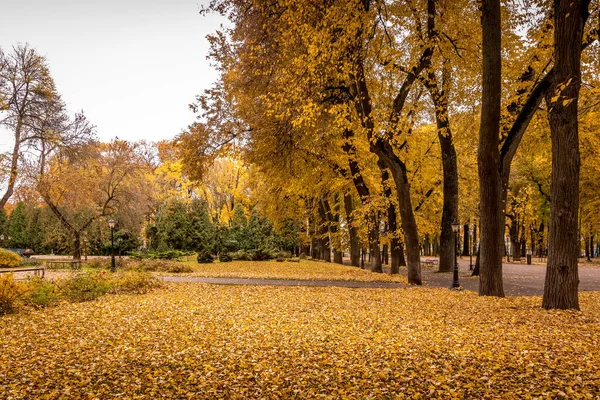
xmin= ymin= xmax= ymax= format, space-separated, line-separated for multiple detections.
xmin=128 ymin=250 xmax=191 ymax=261
xmin=84 ymin=258 xmax=111 ymax=269
xmin=250 ymin=249 xmax=273 ymax=261
xmin=0 ymin=249 xmax=21 ymax=268
xmin=19 ymin=258 xmax=43 ymax=267
xmin=59 ymin=271 xmax=112 ymax=302
xmin=26 ymin=277 xmax=60 ymax=308
xmin=285 ymin=258 xmax=301 ymax=263
xmin=298 ymin=253 xmax=308 ymax=260
xmin=131 ymin=259 xmax=193 ymax=273
xmin=0 ymin=274 xmax=29 ymax=314
xmin=108 ymin=270 xmax=160 ymax=295
xmin=219 ymin=253 xmax=233 ymax=262
xmin=229 ymin=250 xmax=251 ymax=261
xmin=197 ymin=250 xmax=214 ymax=264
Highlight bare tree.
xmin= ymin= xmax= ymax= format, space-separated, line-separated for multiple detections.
xmin=0 ymin=44 xmax=56 ymax=209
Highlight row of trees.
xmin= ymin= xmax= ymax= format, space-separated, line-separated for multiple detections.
xmin=186 ymin=0 xmax=600 ymax=309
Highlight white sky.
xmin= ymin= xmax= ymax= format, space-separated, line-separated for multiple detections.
xmin=0 ymin=0 xmax=226 ymax=148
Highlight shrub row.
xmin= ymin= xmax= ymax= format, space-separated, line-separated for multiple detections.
xmin=198 ymin=249 xmax=293 ymax=264
xmin=85 ymin=258 xmax=193 ymax=274
xmin=128 ymin=250 xmax=193 ymax=261
xmin=0 ymin=269 xmax=161 ymax=315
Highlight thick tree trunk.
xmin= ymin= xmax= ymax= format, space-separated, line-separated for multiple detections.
xmin=343 ymin=194 xmax=361 ymax=267
xmin=542 ymin=0 xmax=589 ymax=310
xmin=423 ymin=50 xmax=460 ymax=274
xmin=478 ymin=0 xmax=505 ymax=297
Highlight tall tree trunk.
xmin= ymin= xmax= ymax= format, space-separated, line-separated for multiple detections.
xmin=382 ymin=168 xmax=402 ymax=273
xmin=542 ymin=0 xmax=589 ymax=310
xmin=591 ymin=235 xmax=595 ymax=259
xmin=343 ymin=194 xmax=360 ymax=267
xmin=438 ymin=131 xmax=458 ymax=272
xmin=478 ymin=0 xmax=505 ymax=297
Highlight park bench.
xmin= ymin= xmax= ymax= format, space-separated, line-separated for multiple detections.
xmin=45 ymin=260 xmax=82 ymax=270
xmin=423 ymin=259 xmax=439 ymax=266
xmin=0 ymin=266 xmax=45 ymax=278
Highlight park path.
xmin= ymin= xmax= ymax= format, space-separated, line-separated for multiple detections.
xmin=162 ymin=258 xmax=600 ymax=296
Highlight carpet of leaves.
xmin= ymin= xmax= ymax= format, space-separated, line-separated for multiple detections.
xmin=1 ymin=284 xmax=599 ymax=399
xmin=177 ymin=260 xmax=407 ymax=283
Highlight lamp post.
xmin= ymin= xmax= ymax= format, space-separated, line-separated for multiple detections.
xmin=451 ymin=221 xmax=461 ymax=289
xmin=108 ymin=218 xmax=116 ymax=272
xmin=468 ymin=224 xmax=474 ymax=270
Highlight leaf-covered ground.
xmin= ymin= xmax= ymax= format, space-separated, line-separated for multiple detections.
xmin=1 ymin=284 xmax=599 ymax=398
xmin=177 ymin=260 xmax=407 ymax=283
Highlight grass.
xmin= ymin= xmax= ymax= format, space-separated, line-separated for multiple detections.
xmin=0 ymin=284 xmax=598 ymax=398
xmin=173 ymin=259 xmax=408 ymax=283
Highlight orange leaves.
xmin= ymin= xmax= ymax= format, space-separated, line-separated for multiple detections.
xmin=1 ymin=284 xmax=599 ymax=398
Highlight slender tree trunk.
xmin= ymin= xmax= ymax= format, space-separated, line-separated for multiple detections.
xmin=0 ymin=119 xmax=23 ymax=210
xmin=398 ymin=242 xmax=406 ymax=266
xmin=342 ymin=129 xmax=382 ymax=272
xmin=591 ymin=235 xmax=595 ymax=259
xmin=343 ymin=194 xmax=360 ymax=267
xmin=462 ymin=224 xmax=470 ymax=256
xmin=478 ymin=0 xmax=505 ymax=297
xmin=542 ymin=0 xmax=589 ymax=310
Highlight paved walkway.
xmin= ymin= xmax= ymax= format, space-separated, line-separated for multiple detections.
xmin=419 ymin=258 xmax=600 ymax=296
xmin=162 ymin=258 xmax=600 ymax=296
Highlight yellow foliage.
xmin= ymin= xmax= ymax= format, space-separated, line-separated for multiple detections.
xmin=0 ymin=249 xmax=21 ymax=268
xmin=1 ymin=284 xmax=599 ymax=397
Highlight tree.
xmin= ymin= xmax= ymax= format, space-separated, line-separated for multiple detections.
xmin=0 ymin=44 xmax=57 ymax=210
xmin=542 ymin=0 xmax=591 ymax=310
xmin=477 ymin=0 xmax=504 ymax=296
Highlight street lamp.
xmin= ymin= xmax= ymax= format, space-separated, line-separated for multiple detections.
xmin=468 ymin=224 xmax=474 ymax=270
xmin=451 ymin=221 xmax=461 ymax=289
xmin=108 ymin=218 xmax=116 ymax=272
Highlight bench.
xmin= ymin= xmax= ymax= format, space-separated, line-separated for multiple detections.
xmin=46 ymin=260 xmax=82 ymax=270
xmin=423 ymin=259 xmax=439 ymax=266
xmin=0 ymin=267 xmax=45 ymax=278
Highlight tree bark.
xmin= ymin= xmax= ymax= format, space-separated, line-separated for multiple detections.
xmin=462 ymin=224 xmax=470 ymax=256
xmin=542 ymin=0 xmax=589 ymax=310
xmin=478 ymin=0 xmax=505 ymax=296
xmin=343 ymin=193 xmax=360 ymax=267
xmin=342 ymin=128 xmax=382 ymax=272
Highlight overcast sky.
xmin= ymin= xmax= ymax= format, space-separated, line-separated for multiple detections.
xmin=0 ymin=0 xmax=225 ymax=148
